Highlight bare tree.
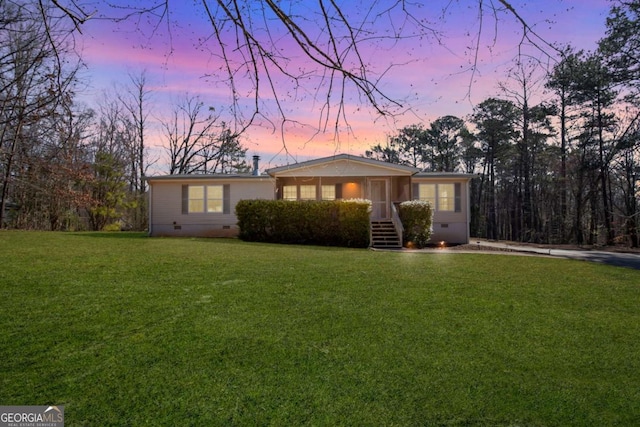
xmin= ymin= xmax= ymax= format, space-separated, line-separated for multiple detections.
xmin=0 ymin=0 xmax=82 ymax=227
xmin=67 ymin=1 xmax=561 ymax=148
xmin=117 ymin=71 xmax=152 ymax=193
xmin=162 ymin=95 xmax=248 ymax=174
xmin=87 ymin=93 xmax=138 ymax=231
xmin=117 ymin=71 xmax=153 ymax=229
xmin=203 ymin=125 xmax=250 ymax=174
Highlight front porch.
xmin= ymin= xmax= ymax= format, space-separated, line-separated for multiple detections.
xmin=267 ymin=154 xmax=425 ymax=249
xmin=274 ymin=176 xmax=408 ymax=249
xmin=274 ymin=176 xmax=412 ymax=215
xmin=274 ymin=176 xmax=410 ymax=249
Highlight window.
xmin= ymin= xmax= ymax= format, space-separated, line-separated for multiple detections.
xmin=299 ymin=185 xmax=316 ymax=200
xmin=321 ymin=185 xmax=336 ymax=200
xmin=282 ymin=185 xmax=297 ymax=201
xmin=282 ymin=184 xmax=317 ymax=200
xmin=438 ymin=183 xmax=455 ymax=211
xmin=183 ymin=184 xmax=229 ymax=214
xmin=188 ymin=185 xmax=205 ymax=212
xmin=206 ymin=185 xmax=223 ymax=213
xmin=415 ymin=182 xmax=461 ymax=212
xmin=418 ymin=184 xmax=436 ymax=207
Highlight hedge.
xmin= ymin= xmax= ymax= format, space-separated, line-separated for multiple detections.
xmin=398 ymin=200 xmax=433 ymax=248
xmin=236 ymin=199 xmax=371 ymax=248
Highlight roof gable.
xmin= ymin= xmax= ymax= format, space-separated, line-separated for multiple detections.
xmin=266 ymin=154 xmax=419 ymax=177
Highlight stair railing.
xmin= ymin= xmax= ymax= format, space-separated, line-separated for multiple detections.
xmin=390 ymin=202 xmax=404 ymax=247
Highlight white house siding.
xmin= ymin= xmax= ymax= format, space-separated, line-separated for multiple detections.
xmin=148 ymin=176 xmax=274 ymax=237
xmin=146 ymin=155 xmax=475 ymax=244
xmin=411 ymin=175 xmax=473 ymax=244
xmin=430 ymin=217 xmax=468 ymax=244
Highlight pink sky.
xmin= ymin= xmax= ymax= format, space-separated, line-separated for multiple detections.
xmin=78 ymin=0 xmax=612 ymax=172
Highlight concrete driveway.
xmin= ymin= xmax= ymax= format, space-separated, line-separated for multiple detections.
xmin=475 ymin=240 xmax=640 ymax=270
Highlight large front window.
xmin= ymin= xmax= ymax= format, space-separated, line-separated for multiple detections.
xmin=281 ymin=184 xmax=318 ymax=200
xmin=206 ymin=185 xmax=224 ymax=212
xmin=418 ymin=184 xmax=436 ymax=207
xmin=416 ymin=183 xmax=460 ymax=212
xmin=299 ymin=185 xmax=317 ymax=200
xmin=283 ymin=185 xmax=297 ymax=201
xmin=438 ymin=184 xmax=455 ymax=212
xmin=188 ymin=185 xmax=205 ymax=212
xmin=188 ymin=185 xmax=224 ymax=213
xmin=321 ymin=185 xmax=335 ymax=200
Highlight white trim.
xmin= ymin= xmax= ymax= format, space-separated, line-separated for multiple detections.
xmin=368 ymin=177 xmax=390 ymax=220
xmin=466 ymin=179 xmax=471 ymax=243
xmin=147 ymin=183 xmax=153 ymax=236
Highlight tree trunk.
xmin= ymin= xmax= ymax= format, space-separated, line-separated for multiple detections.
xmin=560 ymin=95 xmax=568 ymax=242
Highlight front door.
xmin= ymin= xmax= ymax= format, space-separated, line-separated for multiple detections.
xmin=370 ymin=179 xmax=389 ymax=220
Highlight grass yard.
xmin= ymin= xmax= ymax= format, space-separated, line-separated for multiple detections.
xmin=1 ymin=231 xmax=639 ymax=426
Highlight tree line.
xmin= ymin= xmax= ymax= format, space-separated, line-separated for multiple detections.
xmin=0 ymin=1 xmax=248 ymax=231
xmin=1 ymin=0 xmax=638 ymax=246
xmin=366 ymin=2 xmax=640 ymax=246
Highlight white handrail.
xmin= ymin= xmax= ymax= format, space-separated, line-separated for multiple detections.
xmin=390 ymin=202 xmax=403 ymax=245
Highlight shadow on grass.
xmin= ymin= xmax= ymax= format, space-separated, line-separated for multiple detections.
xmin=70 ymin=231 xmax=149 ymax=239
xmin=70 ymin=232 xmax=364 ymax=252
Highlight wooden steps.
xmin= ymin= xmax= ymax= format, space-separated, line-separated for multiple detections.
xmin=370 ymin=220 xmax=402 ymax=249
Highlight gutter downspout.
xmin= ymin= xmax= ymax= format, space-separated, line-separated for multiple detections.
xmin=466 ymin=179 xmax=471 ymax=244
xmin=147 ymin=180 xmax=153 ymax=236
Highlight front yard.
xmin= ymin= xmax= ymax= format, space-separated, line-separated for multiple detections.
xmin=1 ymin=232 xmax=639 ymax=425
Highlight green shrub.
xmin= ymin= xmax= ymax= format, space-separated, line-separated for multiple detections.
xmin=236 ymin=199 xmax=371 ymax=247
xmin=337 ymin=199 xmax=371 ymax=247
xmin=398 ymin=200 xmax=433 ymax=248
xmin=102 ymin=222 xmax=122 ymax=232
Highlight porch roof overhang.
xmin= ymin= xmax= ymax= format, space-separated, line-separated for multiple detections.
xmin=266 ymin=154 xmax=419 ymax=178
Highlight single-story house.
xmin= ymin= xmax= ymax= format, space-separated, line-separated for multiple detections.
xmin=146 ymin=154 xmax=475 ymax=246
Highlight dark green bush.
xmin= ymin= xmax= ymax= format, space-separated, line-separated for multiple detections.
xmin=398 ymin=200 xmax=433 ymax=248
xmin=236 ymin=199 xmax=371 ymax=247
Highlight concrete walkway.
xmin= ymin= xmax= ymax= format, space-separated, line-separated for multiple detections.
xmin=374 ymin=240 xmax=640 ymax=270
xmin=472 ymin=239 xmax=640 ymax=270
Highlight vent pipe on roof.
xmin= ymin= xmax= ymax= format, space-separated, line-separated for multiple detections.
xmin=252 ymin=155 xmax=260 ymax=176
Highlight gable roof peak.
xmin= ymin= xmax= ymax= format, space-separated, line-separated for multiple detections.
xmin=266 ymin=153 xmax=419 ymax=176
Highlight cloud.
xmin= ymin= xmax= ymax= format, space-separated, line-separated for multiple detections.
xmin=78 ymin=0 xmax=613 ymax=168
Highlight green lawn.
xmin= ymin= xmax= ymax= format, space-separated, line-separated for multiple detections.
xmin=1 ymin=231 xmax=639 ymax=426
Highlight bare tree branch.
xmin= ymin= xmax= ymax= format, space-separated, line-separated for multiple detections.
xmin=37 ymin=1 xmax=565 ymax=152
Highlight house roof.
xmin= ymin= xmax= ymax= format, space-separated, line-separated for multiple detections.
xmin=413 ymin=172 xmax=476 ymax=181
xmin=145 ymin=155 xmax=477 ymax=182
xmin=145 ymin=173 xmax=270 ymax=183
xmin=266 ymin=154 xmax=420 ymax=178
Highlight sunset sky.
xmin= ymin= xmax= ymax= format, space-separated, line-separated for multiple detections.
xmin=77 ymin=0 xmax=613 ymax=172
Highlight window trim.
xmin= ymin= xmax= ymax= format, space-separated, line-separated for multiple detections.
xmin=299 ymin=184 xmax=317 ymax=200
xmin=182 ymin=184 xmax=230 ymax=214
xmin=321 ymin=184 xmax=336 ymax=200
xmin=278 ymin=183 xmax=343 ymax=201
xmin=282 ymin=185 xmax=297 ymax=201
xmin=438 ymin=183 xmax=456 ymax=212
xmin=206 ymin=185 xmax=224 ymax=213
xmin=417 ymin=183 xmax=436 ymax=208
xmin=413 ymin=182 xmax=461 ymax=212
